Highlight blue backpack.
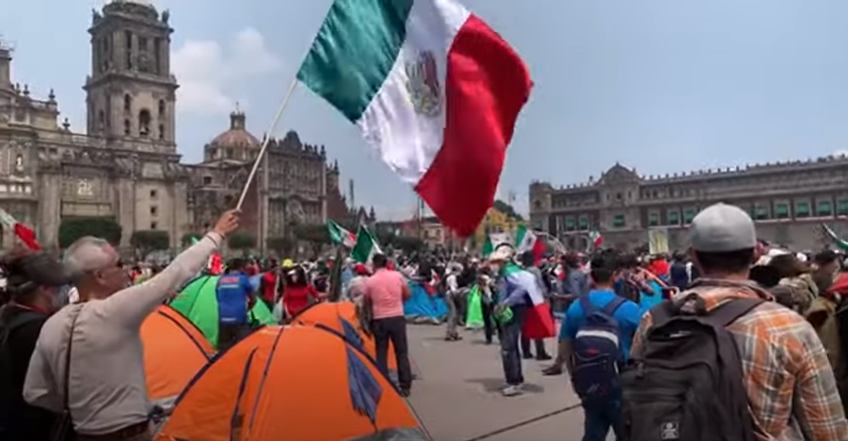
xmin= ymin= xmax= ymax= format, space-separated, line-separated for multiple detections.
xmin=571 ymin=295 xmax=627 ymax=402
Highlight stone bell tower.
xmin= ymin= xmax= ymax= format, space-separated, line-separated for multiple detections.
xmin=84 ymin=0 xmax=178 ymax=152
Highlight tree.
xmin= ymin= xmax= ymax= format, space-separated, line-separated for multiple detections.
xmin=392 ymin=235 xmax=425 ymax=253
xmin=130 ymin=230 xmax=170 ymax=257
xmin=293 ymin=224 xmax=331 ymax=245
xmin=58 ymin=217 xmax=122 ymax=248
xmin=228 ymin=232 xmax=255 ymax=250
xmin=266 ymin=236 xmax=294 ymax=255
xmin=493 ymin=199 xmax=524 ymax=221
xmin=181 ymin=233 xmax=201 ymax=246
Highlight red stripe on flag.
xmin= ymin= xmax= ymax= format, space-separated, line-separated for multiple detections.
xmin=14 ymin=223 xmax=40 ymax=250
xmin=414 ymin=14 xmax=532 ymax=238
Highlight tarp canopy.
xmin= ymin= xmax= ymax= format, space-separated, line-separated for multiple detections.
xmin=169 ymin=275 xmax=277 ymax=349
xmin=292 ymin=302 xmax=397 ymax=371
xmin=141 ymin=306 xmax=214 ymax=411
xmin=404 ymin=282 xmax=448 ymax=324
xmin=156 ymin=325 xmax=428 ymax=441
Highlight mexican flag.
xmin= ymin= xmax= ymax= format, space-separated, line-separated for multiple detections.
xmin=502 ymin=262 xmax=555 ymax=339
xmin=515 ymin=224 xmax=546 ymax=265
xmin=297 ymin=0 xmax=532 ymax=237
xmin=351 ymin=226 xmax=383 ymax=263
xmin=589 ymin=230 xmax=604 ymax=249
xmin=0 ymin=208 xmax=39 ymax=250
xmin=327 ymin=220 xmax=357 ymax=248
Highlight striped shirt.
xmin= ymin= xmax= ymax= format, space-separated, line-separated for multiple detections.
xmin=632 ymin=279 xmax=848 ymax=441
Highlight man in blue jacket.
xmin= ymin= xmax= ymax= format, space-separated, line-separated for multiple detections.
xmin=217 ymin=258 xmax=255 ymax=350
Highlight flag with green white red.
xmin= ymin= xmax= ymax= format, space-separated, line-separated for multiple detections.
xmin=514 ymin=224 xmax=546 ymax=265
xmin=296 ymin=0 xmax=531 ymax=237
xmin=351 ymin=226 xmax=383 ymax=263
xmin=482 ymin=232 xmax=512 ymax=258
xmin=326 ymin=220 xmax=357 ymax=248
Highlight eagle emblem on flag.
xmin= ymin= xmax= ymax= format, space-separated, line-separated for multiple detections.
xmin=405 ymin=50 xmax=442 ymax=117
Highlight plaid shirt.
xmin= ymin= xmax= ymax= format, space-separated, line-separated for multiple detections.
xmin=632 ymin=279 xmax=848 ymax=441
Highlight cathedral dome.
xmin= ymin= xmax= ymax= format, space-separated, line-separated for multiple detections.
xmin=204 ymin=109 xmax=260 ymax=163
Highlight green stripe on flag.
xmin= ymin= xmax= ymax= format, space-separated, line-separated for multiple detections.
xmin=297 ymin=0 xmax=413 ymax=122
xmin=351 ymin=225 xmax=382 ymax=263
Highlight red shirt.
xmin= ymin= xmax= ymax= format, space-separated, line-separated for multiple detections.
xmin=261 ymin=272 xmax=277 ymax=303
xmin=283 ymin=284 xmax=318 ymax=316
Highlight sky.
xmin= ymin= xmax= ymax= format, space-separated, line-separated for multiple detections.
xmin=3 ymin=0 xmax=848 ymax=221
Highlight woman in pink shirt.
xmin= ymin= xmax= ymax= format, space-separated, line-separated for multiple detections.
xmin=363 ymin=253 xmax=412 ymax=396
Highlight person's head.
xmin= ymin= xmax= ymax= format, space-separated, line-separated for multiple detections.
xmin=227 ymin=258 xmax=246 ymax=273
xmin=372 ymin=253 xmax=388 ymax=270
xmin=64 ymin=236 xmax=128 ymax=300
xmin=814 ymin=249 xmax=840 ymax=274
xmin=688 ymin=203 xmax=757 ymax=280
xmin=767 ymin=254 xmax=808 ymax=279
xmin=589 ymin=252 xmax=619 ymax=287
xmin=3 ymin=250 xmax=72 ymax=313
xmin=487 ymin=244 xmax=515 ymax=274
xmin=519 ymin=251 xmax=535 ymax=268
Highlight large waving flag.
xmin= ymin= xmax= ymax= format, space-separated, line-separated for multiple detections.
xmin=821 ymin=224 xmax=848 ymax=252
xmin=297 ymin=0 xmax=532 ymax=237
xmin=351 ymin=226 xmax=383 ymax=264
xmin=0 ymin=208 xmax=39 ymax=250
xmin=327 ymin=220 xmax=357 ymax=248
xmin=482 ymin=232 xmax=512 ymax=258
xmin=502 ymin=262 xmax=555 ymax=339
xmin=515 ymin=224 xmax=546 ymax=265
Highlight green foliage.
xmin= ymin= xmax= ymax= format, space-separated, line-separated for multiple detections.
xmin=181 ymin=233 xmax=201 ymax=246
xmin=130 ymin=230 xmax=170 ymax=256
xmin=293 ymin=224 xmax=330 ymax=244
xmin=493 ymin=199 xmax=524 ymax=221
xmin=266 ymin=236 xmax=294 ymax=254
xmin=228 ymin=232 xmax=256 ymax=250
xmin=58 ymin=217 xmax=121 ymax=248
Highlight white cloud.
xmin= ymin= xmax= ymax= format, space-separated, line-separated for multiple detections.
xmin=172 ymin=28 xmax=281 ymax=115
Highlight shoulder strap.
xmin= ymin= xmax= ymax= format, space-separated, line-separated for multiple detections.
xmin=63 ymin=306 xmax=84 ymax=412
xmin=602 ymin=296 xmax=626 ymax=316
xmin=706 ymin=298 xmax=765 ymax=328
xmin=579 ymin=295 xmax=595 ymax=315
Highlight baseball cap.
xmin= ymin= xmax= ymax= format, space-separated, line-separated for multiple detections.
xmin=689 ymin=203 xmax=756 ymax=252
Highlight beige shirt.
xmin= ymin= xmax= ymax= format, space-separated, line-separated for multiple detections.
xmin=23 ymin=233 xmax=223 ymax=435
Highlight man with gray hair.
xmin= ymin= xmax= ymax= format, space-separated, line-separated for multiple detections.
xmin=23 ymin=209 xmax=240 ymax=441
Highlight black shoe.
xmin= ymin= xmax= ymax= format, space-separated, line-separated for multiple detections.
xmin=399 ymin=388 xmax=411 ymax=397
xmin=542 ymin=364 xmax=563 ymax=376
xmin=536 ymin=353 xmax=553 ymax=361
xmin=522 ymin=353 xmax=534 ymax=360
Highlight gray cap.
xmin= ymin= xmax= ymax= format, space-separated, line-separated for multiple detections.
xmin=689 ymin=203 xmax=756 ymax=252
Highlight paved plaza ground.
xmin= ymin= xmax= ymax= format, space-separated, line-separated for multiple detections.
xmin=403 ymin=323 xmax=603 ymax=441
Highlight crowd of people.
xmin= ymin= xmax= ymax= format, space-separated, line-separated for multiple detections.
xmin=4 ymin=202 xmax=848 ymax=440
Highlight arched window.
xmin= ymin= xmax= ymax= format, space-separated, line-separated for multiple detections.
xmin=98 ymin=110 xmax=106 ymax=130
xmin=158 ymin=100 xmax=166 ymax=117
xmin=138 ymin=109 xmax=151 ymax=137
xmin=124 ymin=119 xmax=131 ymax=135
xmin=123 ymin=94 xmax=132 ymax=112
xmin=158 ymin=124 xmax=165 ymax=140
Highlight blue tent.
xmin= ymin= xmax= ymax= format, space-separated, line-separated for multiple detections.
xmin=403 ymin=282 xmax=448 ymax=324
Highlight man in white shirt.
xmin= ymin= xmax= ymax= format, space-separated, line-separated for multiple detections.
xmin=444 ymin=263 xmax=463 ymax=341
xmin=24 ymin=210 xmax=239 ymax=441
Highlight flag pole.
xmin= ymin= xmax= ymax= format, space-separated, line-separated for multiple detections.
xmin=236 ymin=78 xmax=299 ymax=210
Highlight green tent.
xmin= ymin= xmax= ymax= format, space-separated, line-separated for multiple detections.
xmin=169 ymin=275 xmax=277 ymax=349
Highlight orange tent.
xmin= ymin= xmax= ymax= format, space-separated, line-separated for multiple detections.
xmin=156 ymin=325 xmax=428 ymax=441
xmin=292 ymin=302 xmax=397 ymax=371
xmin=142 ymin=306 xmax=214 ymax=411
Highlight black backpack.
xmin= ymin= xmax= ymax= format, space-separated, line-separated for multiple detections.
xmin=620 ymin=294 xmax=763 ymax=441
xmin=0 ymin=308 xmax=44 ymax=436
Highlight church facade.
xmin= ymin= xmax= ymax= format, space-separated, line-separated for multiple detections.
xmin=0 ymin=0 xmax=353 ymax=251
xmin=529 ymin=158 xmax=848 ymax=252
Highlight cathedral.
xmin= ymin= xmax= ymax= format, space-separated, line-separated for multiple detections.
xmin=0 ymin=0 xmax=364 ymax=251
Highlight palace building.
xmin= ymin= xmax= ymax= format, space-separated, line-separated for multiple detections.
xmin=0 ymin=0 xmax=358 ymax=250
xmin=529 ymin=157 xmax=848 ymax=251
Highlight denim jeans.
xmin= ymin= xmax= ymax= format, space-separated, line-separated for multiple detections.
xmin=582 ymin=399 xmax=622 ymax=441
xmin=499 ymin=305 xmax=527 ymax=385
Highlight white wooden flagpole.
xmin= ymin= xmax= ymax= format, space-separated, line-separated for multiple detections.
xmin=236 ymin=78 xmax=299 ymax=210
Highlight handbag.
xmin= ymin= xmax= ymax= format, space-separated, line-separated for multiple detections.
xmin=50 ymin=305 xmax=83 ymax=441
